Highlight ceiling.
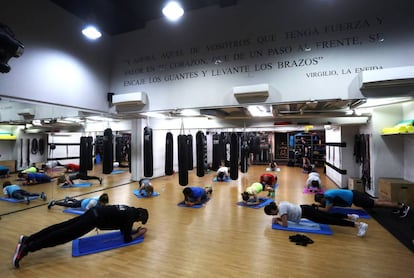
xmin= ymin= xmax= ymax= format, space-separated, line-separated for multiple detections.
xmin=50 ymin=0 xmax=239 ymax=36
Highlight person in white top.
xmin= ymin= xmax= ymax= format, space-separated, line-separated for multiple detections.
xmin=216 ymin=163 xmax=229 ymax=181
xmin=306 ymin=172 xmax=322 ymax=192
xmin=264 ymin=201 xmax=368 ymax=237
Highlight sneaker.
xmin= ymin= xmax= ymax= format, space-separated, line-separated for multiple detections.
xmin=18 ymin=235 xmax=28 ymax=244
xmin=348 ymin=214 xmax=359 ymax=222
xmin=13 ymin=239 xmax=27 ymax=268
xmin=24 ymin=196 xmax=30 ymax=205
xmin=357 ymin=222 xmax=368 ymax=237
xmin=399 ymin=205 xmax=410 ymax=218
xmin=40 ymin=192 xmax=47 ymax=201
xmin=47 ymin=200 xmax=56 ymax=209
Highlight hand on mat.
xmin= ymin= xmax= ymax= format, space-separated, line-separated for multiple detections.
xmin=132 ymin=227 xmax=147 ymax=240
xmin=185 ymin=202 xmax=195 ymax=207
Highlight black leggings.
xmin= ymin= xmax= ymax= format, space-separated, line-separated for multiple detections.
xmin=300 ymin=205 xmax=355 ymax=227
xmin=69 ymin=172 xmax=100 ymax=181
xmin=11 ymin=190 xmax=39 ymax=200
xmin=24 ymin=209 xmax=97 ymax=253
xmin=54 ymin=198 xmax=82 ymax=208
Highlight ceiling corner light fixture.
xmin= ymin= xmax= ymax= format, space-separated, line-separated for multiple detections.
xmin=162 ymin=1 xmax=184 ymax=21
xmin=82 ymin=25 xmax=102 ymax=40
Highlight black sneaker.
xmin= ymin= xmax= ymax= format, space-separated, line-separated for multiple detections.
xmin=24 ymin=197 xmax=30 ymax=205
xmin=18 ymin=235 xmax=28 ymax=244
xmin=399 ymin=205 xmax=410 ymax=218
xmin=47 ymin=200 xmax=56 ymax=209
xmin=13 ymin=239 xmax=27 ymax=268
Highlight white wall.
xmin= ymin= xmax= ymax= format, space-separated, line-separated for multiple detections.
xmin=0 ymin=0 xmax=112 ymax=112
xmin=110 ymin=0 xmax=414 ymax=112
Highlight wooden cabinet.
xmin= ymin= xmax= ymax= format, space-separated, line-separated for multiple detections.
xmin=348 ymin=177 xmax=364 ymax=192
xmin=378 ymin=178 xmax=414 ymax=206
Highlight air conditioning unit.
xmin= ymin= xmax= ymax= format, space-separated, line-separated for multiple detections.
xmin=233 ymin=84 xmax=269 ymax=103
xmin=359 ymin=66 xmax=414 ymax=97
xmin=112 ymin=92 xmax=147 ymax=112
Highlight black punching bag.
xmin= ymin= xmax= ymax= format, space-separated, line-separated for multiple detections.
xmin=178 ymin=134 xmax=188 ymax=186
xmin=187 ymin=134 xmax=193 ymax=170
xmin=212 ymin=133 xmax=220 ymax=171
xmin=196 ymin=131 xmax=205 ymax=177
xmin=102 ymin=128 xmax=114 ymax=174
xmin=80 ymin=136 xmax=93 ymax=172
xmin=230 ymin=132 xmax=239 ymax=180
xmin=165 ymin=132 xmax=174 ymax=176
xmin=143 ymin=126 xmax=153 ymax=177
xmin=240 ymin=136 xmax=249 ymax=173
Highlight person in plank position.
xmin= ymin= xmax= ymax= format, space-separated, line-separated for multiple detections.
xmin=13 ymin=204 xmax=149 ymax=268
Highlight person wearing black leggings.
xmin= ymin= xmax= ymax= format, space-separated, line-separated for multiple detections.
xmin=264 ymin=201 xmax=368 ymax=237
xmin=13 ymin=205 xmax=149 ymax=268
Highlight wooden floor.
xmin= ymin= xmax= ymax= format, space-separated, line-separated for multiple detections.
xmin=1 ymin=165 xmax=413 ymax=277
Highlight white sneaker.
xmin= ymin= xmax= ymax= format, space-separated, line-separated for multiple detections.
xmin=348 ymin=214 xmax=359 ymax=222
xmin=357 ymin=222 xmax=368 ymax=237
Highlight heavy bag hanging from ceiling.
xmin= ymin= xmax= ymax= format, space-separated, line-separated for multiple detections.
xmin=178 ymin=134 xmax=188 ymax=186
xmin=165 ymin=132 xmax=174 ymax=176
xmin=80 ymin=136 xmax=89 ymax=174
xmin=102 ymin=128 xmax=114 ymax=174
xmin=187 ymin=134 xmax=193 ymax=170
xmin=240 ymin=134 xmax=249 ymax=173
xmin=143 ymin=126 xmax=153 ymax=177
xmin=230 ymin=132 xmax=239 ymax=180
xmin=196 ymin=131 xmax=205 ymax=177
xmin=212 ymin=132 xmax=221 ymax=171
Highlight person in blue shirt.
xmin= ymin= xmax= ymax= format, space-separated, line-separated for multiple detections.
xmin=182 ymin=186 xmax=212 ymax=206
xmin=47 ymin=193 xmax=109 ymax=210
xmin=314 ymin=189 xmax=410 ymax=218
xmin=19 ymin=172 xmax=52 ymax=185
xmin=3 ymin=181 xmax=46 ymax=204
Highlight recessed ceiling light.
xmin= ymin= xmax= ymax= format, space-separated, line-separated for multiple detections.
xmin=162 ymin=1 xmax=184 ymax=21
xmin=82 ymin=25 xmax=102 ymax=40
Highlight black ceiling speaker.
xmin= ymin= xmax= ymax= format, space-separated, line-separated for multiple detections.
xmin=0 ymin=23 xmax=24 ymax=73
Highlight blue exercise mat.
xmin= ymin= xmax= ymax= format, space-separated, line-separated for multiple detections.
xmin=60 ymin=182 xmax=92 ymax=188
xmin=329 ymin=207 xmax=370 ymax=219
xmin=72 ymin=231 xmax=144 ymax=257
xmin=111 ymin=170 xmax=126 ymax=174
xmin=237 ymin=197 xmax=274 ymax=209
xmin=177 ymin=198 xmax=210 ymax=208
xmin=63 ymin=208 xmax=86 ymax=215
xmin=213 ymin=177 xmax=231 ymax=182
xmin=272 ymin=219 xmax=333 ymax=235
xmin=0 ymin=196 xmax=39 ymax=203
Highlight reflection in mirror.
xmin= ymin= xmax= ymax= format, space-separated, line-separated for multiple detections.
xmin=0 ymin=97 xmax=131 ymax=217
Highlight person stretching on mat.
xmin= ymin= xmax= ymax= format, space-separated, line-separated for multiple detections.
xmin=138 ymin=178 xmax=154 ymax=197
xmin=216 ymin=162 xmax=229 ymax=181
xmin=306 ymin=172 xmax=323 ymax=193
xmin=260 ymin=173 xmax=278 ymax=198
xmin=19 ymin=172 xmax=53 ymax=185
xmin=268 ymin=161 xmax=278 ymax=171
xmin=3 ymin=181 xmax=47 ymax=204
xmin=264 ymin=201 xmax=368 ymax=237
xmin=182 ymin=186 xmax=212 ymax=206
xmin=48 ymin=193 xmax=109 ymax=210
xmin=241 ymin=182 xmax=275 ymax=205
xmin=13 ymin=204 xmax=149 ymax=268
xmin=56 ymin=172 xmax=103 ymax=186
xmin=314 ymin=189 xmax=410 ymax=218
